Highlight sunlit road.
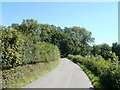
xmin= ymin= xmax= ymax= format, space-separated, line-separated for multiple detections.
xmin=23 ymin=58 xmax=93 ymax=88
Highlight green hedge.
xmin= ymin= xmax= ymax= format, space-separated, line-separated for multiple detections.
xmin=68 ymin=55 xmax=120 ymax=89
xmin=2 ymin=29 xmax=24 ymax=69
xmin=2 ymin=28 xmax=60 ymax=69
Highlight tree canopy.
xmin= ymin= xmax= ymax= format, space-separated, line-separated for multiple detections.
xmin=4 ymin=19 xmax=120 ymax=60
xmin=11 ymin=19 xmax=95 ymax=57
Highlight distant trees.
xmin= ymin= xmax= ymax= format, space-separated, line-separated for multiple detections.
xmin=7 ymin=19 xmax=120 ymax=60
xmin=112 ymin=42 xmax=120 ymax=61
xmin=91 ymin=43 xmax=119 ymax=61
xmin=91 ymin=45 xmax=101 ymax=56
xmin=11 ymin=19 xmax=94 ymax=57
xmin=99 ymin=43 xmax=112 ymax=60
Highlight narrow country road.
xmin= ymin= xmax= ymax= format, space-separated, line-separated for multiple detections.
xmin=23 ymin=58 xmax=93 ymax=88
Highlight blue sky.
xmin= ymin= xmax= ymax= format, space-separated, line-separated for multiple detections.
xmin=2 ymin=2 xmax=118 ymax=46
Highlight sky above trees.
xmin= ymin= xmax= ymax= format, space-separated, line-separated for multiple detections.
xmin=2 ymin=2 xmax=118 ymax=46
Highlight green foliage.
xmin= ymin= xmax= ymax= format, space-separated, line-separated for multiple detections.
xmin=77 ymin=63 xmax=102 ymax=88
xmin=1 ymin=19 xmax=120 ymax=89
xmin=64 ymin=26 xmax=94 ymax=44
xmin=18 ymin=19 xmax=40 ymax=34
xmin=12 ymin=19 xmax=94 ymax=57
xmin=68 ymin=55 xmax=120 ymax=89
xmin=1 ymin=19 xmax=60 ymax=88
xmin=33 ymin=42 xmax=60 ymax=63
xmin=62 ymin=26 xmax=94 ymax=56
xmin=91 ymin=43 xmax=116 ymax=60
xmin=1 ymin=27 xmax=60 ymax=69
xmin=50 ymin=30 xmax=74 ymax=57
xmin=91 ymin=45 xmax=101 ymax=56
xmin=2 ymin=60 xmax=60 ymax=88
xmin=51 ymin=26 xmax=94 ymax=56
xmin=99 ymin=43 xmax=112 ymax=60
xmin=112 ymin=42 xmax=120 ymax=61
xmin=39 ymin=24 xmax=53 ymax=42
xmin=2 ymin=29 xmax=24 ymax=68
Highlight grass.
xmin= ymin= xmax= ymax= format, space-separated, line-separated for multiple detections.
xmin=77 ymin=63 xmax=104 ymax=89
xmin=2 ymin=59 xmax=60 ymax=88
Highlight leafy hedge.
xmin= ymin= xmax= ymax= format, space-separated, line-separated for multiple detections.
xmin=1 ymin=28 xmax=60 ymax=69
xmin=68 ymin=55 xmax=120 ymax=89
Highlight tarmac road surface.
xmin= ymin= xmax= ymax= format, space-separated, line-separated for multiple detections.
xmin=23 ymin=58 xmax=93 ymax=88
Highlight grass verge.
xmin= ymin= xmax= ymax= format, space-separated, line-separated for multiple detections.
xmin=77 ymin=63 xmax=104 ymax=89
xmin=2 ymin=59 xmax=60 ymax=88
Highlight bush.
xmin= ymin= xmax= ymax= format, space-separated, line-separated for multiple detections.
xmin=68 ymin=55 xmax=120 ymax=89
xmin=1 ymin=28 xmax=60 ymax=69
xmin=2 ymin=29 xmax=24 ymax=68
xmin=32 ymin=42 xmax=60 ymax=63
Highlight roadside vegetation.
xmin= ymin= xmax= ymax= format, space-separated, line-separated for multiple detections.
xmin=68 ymin=55 xmax=120 ymax=89
xmin=1 ymin=19 xmax=120 ymax=89
xmin=2 ymin=60 xmax=60 ymax=88
xmin=1 ymin=19 xmax=60 ymax=88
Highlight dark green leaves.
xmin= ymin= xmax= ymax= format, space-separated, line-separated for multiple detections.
xmin=1 ymin=26 xmax=60 ymax=69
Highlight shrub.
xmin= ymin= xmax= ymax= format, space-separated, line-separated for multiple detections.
xmin=2 ymin=29 xmax=24 ymax=68
xmin=68 ymin=55 xmax=120 ymax=89
xmin=1 ymin=28 xmax=60 ymax=69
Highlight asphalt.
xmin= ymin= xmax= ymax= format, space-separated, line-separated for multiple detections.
xmin=23 ymin=58 xmax=93 ymax=88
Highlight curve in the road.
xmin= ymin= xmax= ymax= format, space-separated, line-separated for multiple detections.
xmin=23 ymin=58 xmax=93 ymax=88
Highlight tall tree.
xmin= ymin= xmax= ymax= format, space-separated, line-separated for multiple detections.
xmin=63 ymin=26 xmax=94 ymax=56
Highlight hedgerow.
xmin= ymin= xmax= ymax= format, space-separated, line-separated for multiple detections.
xmin=1 ymin=28 xmax=60 ymax=69
xmin=68 ymin=55 xmax=120 ymax=89
xmin=2 ymin=29 xmax=24 ymax=69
